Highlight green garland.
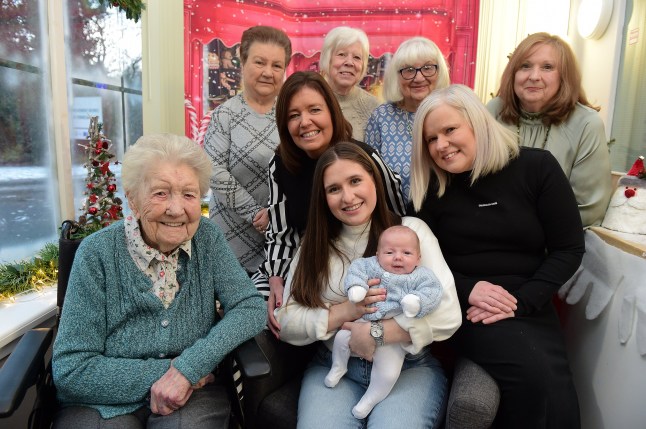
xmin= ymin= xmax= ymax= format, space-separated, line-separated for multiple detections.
xmin=0 ymin=243 xmax=59 ymax=301
xmin=98 ymin=0 xmax=145 ymax=22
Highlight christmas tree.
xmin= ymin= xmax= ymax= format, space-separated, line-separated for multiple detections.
xmin=75 ymin=116 xmax=124 ymax=237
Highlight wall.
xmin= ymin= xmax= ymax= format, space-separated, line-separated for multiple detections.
xmin=569 ymin=0 xmax=626 ymax=138
xmin=142 ymin=0 xmax=185 ymax=135
xmin=474 ymin=0 xmax=626 ymax=142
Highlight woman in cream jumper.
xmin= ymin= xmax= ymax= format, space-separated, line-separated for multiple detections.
xmin=276 ymin=142 xmax=461 ymax=428
xmin=319 ymin=26 xmax=380 ymax=141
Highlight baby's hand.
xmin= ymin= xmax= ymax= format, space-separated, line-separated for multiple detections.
xmin=401 ymin=294 xmax=421 ymax=318
xmin=347 ymin=286 xmax=368 ymax=303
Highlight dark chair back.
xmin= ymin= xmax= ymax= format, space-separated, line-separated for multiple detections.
xmin=57 ymin=220 xmax=82 ymax=319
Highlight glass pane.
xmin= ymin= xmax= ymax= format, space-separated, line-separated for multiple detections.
xmin=65 ymin=1 xmax=142 ymax=87
xmin=0 ymin=1 xmax=58 ymax=263
xmin=0 ymin=0 xmax=44 ymax=67
xmin=69 ymin=84 xmax=128 ymax=218
xmin=65 ymin=0 xmax=142 ymax=220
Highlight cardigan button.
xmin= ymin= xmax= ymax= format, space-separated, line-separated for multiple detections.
xmin=159 ymin=353 xmax=166 ymax=358
xmin=161 ymin=319 xmax=170 ymax=328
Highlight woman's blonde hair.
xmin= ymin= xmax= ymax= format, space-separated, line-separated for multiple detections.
xmin=122 ymin=133 xmax=211 ymax=204
xmin=382 ymin=37 xmax=450 ymax=103
xmin=409 ymin=85 xmax=519 ymax=210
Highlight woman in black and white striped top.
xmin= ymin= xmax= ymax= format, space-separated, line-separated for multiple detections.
xmin=252 ymin=71 xmax=405 ymax=337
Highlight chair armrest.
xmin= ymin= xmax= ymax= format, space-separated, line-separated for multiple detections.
xmin=0 ymin=328 xmax=54 ymax=418
xmin=233 ymin=337 xmax=271 ymax=379
xmin=445 ymin=357 xmax=500 ymax=429
xmin=240 ymin=331 xmax=316 ymax=429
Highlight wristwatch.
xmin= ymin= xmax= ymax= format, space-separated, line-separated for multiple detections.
xmin=370 ymin=320 xmax=384 ymax=346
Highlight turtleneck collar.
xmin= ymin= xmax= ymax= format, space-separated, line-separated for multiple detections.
xmin=341 ymin=221 xmax=371 ymax=238
xmin=519 ymin=109 xmax=544 ymax=122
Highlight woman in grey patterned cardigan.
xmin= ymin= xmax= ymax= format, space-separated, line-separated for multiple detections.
xmin=204 ymin=26 xmax=292 ymax=273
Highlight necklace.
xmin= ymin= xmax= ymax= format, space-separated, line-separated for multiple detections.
xmin=516 ymin=121 xmax=551 ymax=149
xmin=406 ymin=111 xmax=414 ymax=136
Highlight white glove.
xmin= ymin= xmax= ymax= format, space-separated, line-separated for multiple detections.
xmin=347 ymin=286 xmax=367 ymax=303
xmin=558 ymin=231 xmax=623 ymax=319
xmin=618 ymin=284 xmax=646 ymax=356
xmin=401 ymin=294 xmax=421 ymax=318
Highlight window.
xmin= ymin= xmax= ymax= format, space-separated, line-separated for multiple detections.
xmin=0 ymin=1 xmax=142 ymax=264
xmin=0 ymin=0 xmax=57 ymax=262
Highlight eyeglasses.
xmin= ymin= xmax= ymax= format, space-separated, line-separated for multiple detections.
xmin=398 ymin=65 xmax=438 ymax=80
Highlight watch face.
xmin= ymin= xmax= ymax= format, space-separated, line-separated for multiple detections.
xmin=371 ymin=325 xmax=383 ymax=337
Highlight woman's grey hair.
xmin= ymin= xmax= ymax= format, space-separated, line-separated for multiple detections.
xmin=121 ymin=133 xmax=212 ymax=203
xmin=319 ymin=26 xmax=370 ymax=83
xmin=409 ymin=85 xmax=519 ymax=210
xmin=382 ymin=37 xmax=450 ymax=103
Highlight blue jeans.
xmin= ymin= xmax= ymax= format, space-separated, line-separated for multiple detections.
xmin=298 ymin=344 xmax=447 ymax=429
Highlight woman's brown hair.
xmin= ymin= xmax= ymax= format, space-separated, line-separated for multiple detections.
xmin=275 ymin=71 xmax=353 ymax=174
xmin=239 ymin=25 xmax=292 ymax=67
xmin=289 ymin=142 xmax=400 ymax=308
xmin=497 ymin=32 xmax=599 ymax=126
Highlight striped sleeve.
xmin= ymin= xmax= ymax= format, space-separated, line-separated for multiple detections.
xmin=259 ymin=155 xmax=301 ymax=281
xmin=355 ymin=141 xmax=405 ymax=216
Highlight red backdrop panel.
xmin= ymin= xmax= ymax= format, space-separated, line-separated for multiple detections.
xmin=184 ymin=0 xmax=479 ymax=136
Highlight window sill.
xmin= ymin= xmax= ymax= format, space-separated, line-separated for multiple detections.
xmin=0 ymin=286 xmax=57 ymax=360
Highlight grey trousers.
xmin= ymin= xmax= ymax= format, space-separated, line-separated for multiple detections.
xmin=52 ymin=383 xmax=230 ymax=429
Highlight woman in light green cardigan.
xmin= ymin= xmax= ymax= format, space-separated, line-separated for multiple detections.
xmin=52 ymin=134 xmax=266 ymax=428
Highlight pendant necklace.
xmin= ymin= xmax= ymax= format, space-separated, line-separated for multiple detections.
xmin=517 ymin=121 xmax=551 ymax=149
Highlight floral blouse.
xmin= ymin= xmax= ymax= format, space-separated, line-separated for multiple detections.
xmin=124 ymin=215 xmax=191 ymax=308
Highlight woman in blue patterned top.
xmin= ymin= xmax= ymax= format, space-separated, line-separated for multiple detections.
xmin=365 ymin=37 xmax=450 ymax=203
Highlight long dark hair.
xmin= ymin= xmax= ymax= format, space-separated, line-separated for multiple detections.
xmin=275 ymin=71 xmax=353 ymax=175
xmin=289 ymin=142 xmax=400 ymax=308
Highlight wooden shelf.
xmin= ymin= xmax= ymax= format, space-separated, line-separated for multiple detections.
xmin=590 ymin=226 xmax=646 ymax=259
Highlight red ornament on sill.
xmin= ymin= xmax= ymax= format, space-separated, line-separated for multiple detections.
xmin=107 ymin=184 xmax=117 ymax=192
xmin=88 ymin=207 xmax=98 ymax=215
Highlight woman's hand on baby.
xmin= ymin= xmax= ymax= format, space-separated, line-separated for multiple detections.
xmin=342 ymin=321 xmax=376 ymax=361
xmin=351 ymin=280 xmax=386 ymax=319
xmin=468 ymin=280 xmax=518 ymax=314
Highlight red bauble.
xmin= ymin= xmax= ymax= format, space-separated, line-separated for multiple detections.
xmin=102 ymin=141 xmax=109 ymax=149
xmin=92 ymin=161 xmax=99 ymax=167
xmin=88 ymin=207 xmax=98 ymax=215
xmin=107 ymin=184 xmax=117 ymax=192
xmin=95 ymin=148 xmax=102 ymax=155
xmin=89 ymin=195 xmax=98 ymax=203
xmin=103 ymin=212 xmax=112 ymax=219
xmin=86 ymin=183 xmax=94 ymax=189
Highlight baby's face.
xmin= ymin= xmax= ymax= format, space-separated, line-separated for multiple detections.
xmin=376 ymin=229 xmax=421 ymax=274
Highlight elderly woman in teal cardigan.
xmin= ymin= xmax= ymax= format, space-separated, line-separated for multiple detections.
xmin=52 ymin=134 xmax=266 ymax=428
